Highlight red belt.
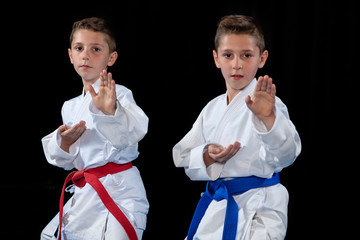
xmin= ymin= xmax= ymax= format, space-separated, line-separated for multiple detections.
xmin=58 ymin=162 xmax=137 ymax=240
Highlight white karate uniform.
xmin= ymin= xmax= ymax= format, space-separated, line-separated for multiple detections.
xmin=41 ymin=79 xmax=149 ymax=240
xmin=173 ymin=78 xmax=301 ymax=240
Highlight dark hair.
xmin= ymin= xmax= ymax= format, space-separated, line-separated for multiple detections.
xmin=214 ymin=15 xmax=265 ymax=54
xmin=70 ymin=17 xmax=116 ymax=52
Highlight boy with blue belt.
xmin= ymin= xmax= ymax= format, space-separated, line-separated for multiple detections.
xmin=173 ymin=15 xmax=301 ymax=240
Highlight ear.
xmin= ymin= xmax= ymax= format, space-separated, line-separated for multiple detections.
xmin=107 ymin=51 xmax=118 ymax=67
xmin=68 ymin=48 xmax=74 ymax=64
xmin=258 ymin=50 xmax=268 ymax=69
xmin=213 ymin=50 xmax=221 ymax=68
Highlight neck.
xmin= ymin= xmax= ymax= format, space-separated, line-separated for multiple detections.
xmin=82 ymin=77 xmax=98 ymax=95
xmin=226 ymin=89 xmax=240 ymax=105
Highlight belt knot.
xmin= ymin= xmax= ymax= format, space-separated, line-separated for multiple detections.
xmin=71 ymin=170 xmax=86 ymax=187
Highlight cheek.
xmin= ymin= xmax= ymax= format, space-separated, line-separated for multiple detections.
xmin=94 ymin=56 xmax=111 ymax=69
xmin=70 ymin=53 xmax=80 ymax=63
xmin=219 ymin=62 xmax=232 ymax=74
xmin=245 ymin=61 xmax=260 ymax=74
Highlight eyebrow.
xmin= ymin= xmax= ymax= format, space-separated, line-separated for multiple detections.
xmin=72 ymin=42 xmax=105 ymax=47
xmin=221 ymin=48 xmax=255 ymax=52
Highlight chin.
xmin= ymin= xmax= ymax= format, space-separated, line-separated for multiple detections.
xmin=229 ymin=83 xmax=247 ymax=91
xmin=229 ymin=79 xmax=253 ymax=90
xmin=80 ymin=74 xmax=99 ymax=82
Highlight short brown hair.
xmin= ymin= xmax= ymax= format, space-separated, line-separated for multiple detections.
xmin=214 ymin=15 xmax=265 ymax=54
xmin=69 ymin=17 xmax=116 ymax=52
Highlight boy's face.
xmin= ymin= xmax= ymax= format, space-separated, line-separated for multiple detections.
xmin=68 ymin=30 xmax=117 ymax=84
xmin=213 ymin=34 xmax=268 ymax=97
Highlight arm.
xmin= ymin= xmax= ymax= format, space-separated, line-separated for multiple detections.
xmin=173 ymin=108 xmax=240 ymax=180
xmin=42 ymin=128 xmax=79 ymax=170
xmin=252 ymin=97 xmax=301 ymax=170
xmin=246 ymin=75 xmax=300 ymax=170
xmin=89 ymin=71 xmax=148 ymax=149
xmin=42 ymin=102 xmax=86 ymax=170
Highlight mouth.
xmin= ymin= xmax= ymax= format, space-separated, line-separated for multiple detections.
xmin=231 ymin=74 xmax=244 ymax=80
xmin=80 ymin=65 xmax=92 ymax=69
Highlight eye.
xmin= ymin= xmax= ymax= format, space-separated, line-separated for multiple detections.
xmin=242 ymin=53 xmax=253 ymax=59
xmin=93 ymin=47 xmax=100 ymax=52
xmin=74 ymin=46 xmax=83 ymax=51
xmin=223 ymin=53 xmax=232 ymax=58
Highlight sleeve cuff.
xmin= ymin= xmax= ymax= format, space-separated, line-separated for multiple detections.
xmin=252 ymin=106 xmax=289 ymax=150
xmin=186 ymin=144 xmax=224 ymax=181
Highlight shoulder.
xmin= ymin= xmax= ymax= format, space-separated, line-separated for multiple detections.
xmin=195 ymin=93 xmax=227 ymax=121
xmin=114 ymin=84 xmax=132 ymax=96
xmin=62 ymin=95 xmax=82 ymax=109
xmin=115 ymin=84 xmax=138 ymax=105
xmin=203 ymin=93 xmax=226 ymax=111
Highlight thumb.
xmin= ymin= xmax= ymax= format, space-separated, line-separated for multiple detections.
xmin=208 ymin=144 xmax=223 ymax=154
xmin=88 ymin=85 xmax=97 ymax=98
xmin=59 ymin=124 xmax=67 ymax=133
xmin=245 ymin=95 xmax=252 ymax=108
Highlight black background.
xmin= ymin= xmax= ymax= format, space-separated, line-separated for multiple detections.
xmin=2 ymin=0 xmax=358 ymax=239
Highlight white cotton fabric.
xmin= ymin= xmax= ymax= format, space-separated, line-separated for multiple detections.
xmin=41 ymin=79 xmax=149 ymax=240
xmin=173 ymin=78 xmax=301 ymax=239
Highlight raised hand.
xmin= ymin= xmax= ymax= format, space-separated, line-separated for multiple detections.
xmin=59 ymin=120 xmax=86 ymax=153
xmin=203 ymin=141 xmax=241 ymax=167
xmin=88 ymin=69 xmax=117 ymax=115
xmin=245 ymin=75 xmax=276 ymax=130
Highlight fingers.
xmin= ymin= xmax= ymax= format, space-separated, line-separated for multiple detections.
xmin=100 ymin=70 xmax=107 ymax=87
xmin=256 ymin=75 xmax=276 ymax=96
xmin=271 ymin=83 xmax=276 ymax=97
xmin=225 ymin=141 xmax=241 ymax=158
xmin=259 ymin=75 xmax=271 ymax=91
xmin=208 ymin=144 xmax=224 ymax=155
xmin=61 ymin=121 xmax=86 ymax=138
xmin=72 ymin=121 xmax=87 ymax=136
xmin=209 ymin=141 xmax=241 ymax=163
xmin=100 ymin=70 xmax=115 ymax=89
xmin=255 ymin=76 xmax=263 ymax=91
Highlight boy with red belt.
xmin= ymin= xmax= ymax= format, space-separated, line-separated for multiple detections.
xmin=41 ymin=17 xmax=149 ymax=240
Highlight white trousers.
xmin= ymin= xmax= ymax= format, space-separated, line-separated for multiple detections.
xmin=187 ymin=184 xmax=289 ymax=240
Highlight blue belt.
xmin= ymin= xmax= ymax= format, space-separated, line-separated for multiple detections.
xmin=187 ymin=173 xmax=280 ymax=240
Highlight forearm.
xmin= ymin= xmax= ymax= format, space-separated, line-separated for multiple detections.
xmin=254 ymin=107 xmax=301 ymax=169
xmin=91 ymin=101 xmax=148 ymax=149
xmin=41 ymin=129 xmax=77 ymax=170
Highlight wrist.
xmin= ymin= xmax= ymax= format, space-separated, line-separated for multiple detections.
xmin=256 ymin=111 xmax=275 ymax=131
xmin=103 ymin=104 xmax=117 ymax=115
xmin=203 ymin=149 xmax=216 ymax=167
xmin=60 ymin=141 xmax=71 ymax=153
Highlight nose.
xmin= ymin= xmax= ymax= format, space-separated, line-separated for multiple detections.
xmin=82 ymin=48 xmax=90 ymax=61
xmin=233 ymin=57 xmax=242 ymax=70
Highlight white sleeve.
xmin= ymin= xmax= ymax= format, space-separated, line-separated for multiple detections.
xmin=41 ymin=128 xmax=78 ymax=170
xmin=89 ymin=87 xmax=148 ymax=150
xmin=252 ymin=98 xmax=301 ymax=171
xmin=173 ymin=109 xmax=221 ymax=181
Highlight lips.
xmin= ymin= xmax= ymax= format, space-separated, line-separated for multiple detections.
xmin=80 ymin=65 xmax=92 ymax=69
xmin=231 ymin=74 xmax=244 ymax=80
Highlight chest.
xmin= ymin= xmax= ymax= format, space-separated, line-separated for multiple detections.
xmin=62 ymin=94 xmax=94 ymax=128
xmin=202 ymin=100 xmax=254 ymax=147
